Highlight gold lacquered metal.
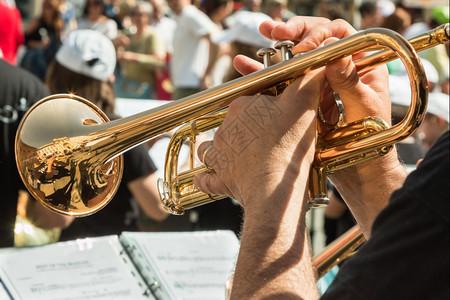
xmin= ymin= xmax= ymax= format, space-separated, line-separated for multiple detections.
xmin=313 ymin=225 xmax=365 ymax=278
xmin=15 ymin=95 xmax=123 ymax=216
xmin=15 ymin=25 xmax=449 ymax=216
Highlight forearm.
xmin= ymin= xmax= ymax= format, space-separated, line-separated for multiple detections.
xmin=330 ymin=149 xmax=407 ymax=238
xmin=128 ymin=173 xmax=169 ymax=222
xmin=230 ymin=174 xmax=319 ymax=299
xmin=123 ymin=52 xmax=165 ymax=68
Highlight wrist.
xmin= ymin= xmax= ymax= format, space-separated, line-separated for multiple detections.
xmin=330 ymin=148 xmax=407 ymax=236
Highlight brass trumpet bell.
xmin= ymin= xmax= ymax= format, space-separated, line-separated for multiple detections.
xmin=15 ymin=95 xmax=123 ymax=216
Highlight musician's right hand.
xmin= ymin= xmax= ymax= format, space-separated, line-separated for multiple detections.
xmin=234 ymin=16 xmax=407 ymax=237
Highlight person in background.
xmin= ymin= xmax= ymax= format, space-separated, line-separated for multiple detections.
xmin=225 ymin=0 xmax=262 ymax=27
xmin=78 ymin=0 xmax=118 ymax=39
xmin=105 ymin=0 xmax=125 ymax=30
xmin=211 ymin=10 xmax=277 ymax=82
xmin=59 ymin=0 xmax=78 ymax=39
xmin=416 ymin=91 xmax=449 ymax=150
xmin=263 ymin=0 xmax=295 ymax=23
xmin=238 ymin=0 xmax=261 ymax=13
xmin=200 ymin=0 xmax=235 ymax=86
xmin=358 ymin=1 xmax=382 ymax=30
xmin=168 ymin=0 xmax=221 ymax=99
xmin=20 ymin=0 xmax=63 ymax=81
xmin=0 ymin=58 xmax=73 ymax=248
xmin=149 ymin=0 xmax=177 ymax=100
xmin=404 ymin=6 xmax=449 ymax=95
xmin=0 ymin=0 xmax=24 ymax=65
xmin=44 ymin=30 xmax=169 ymax=240
xmin=388 ymin=74 xmax=429 ymax=166
xmin=149 ymin=0 xmax=176 ymax=60
xmin=318 ymin=1 xmax=347 ymax=22
xmin=194 ymin=16 xmax=448 ymax=299
xmin=381 ymin=6 xmax=411 ymax=35
xmin=113 ymin=1 xmax=167 ymax=100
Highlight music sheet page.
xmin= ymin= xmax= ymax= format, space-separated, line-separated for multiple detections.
xmin=0 ymin=236 xmax=151 ymax=300
xmin=121 ymin=231 xmax=239 ymax=300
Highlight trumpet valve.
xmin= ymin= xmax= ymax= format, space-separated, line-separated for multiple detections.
xmin=274 ymin=40 xmax=294 ymax=61
xmin=257 ymin=47 xmax=277 ymax=67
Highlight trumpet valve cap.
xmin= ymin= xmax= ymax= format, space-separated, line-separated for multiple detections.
xmin=257 ymin=47 xmax=277 ymax=67
xmin=257 ymin=47 xmax=277 ymax=57
xmin=274 ymin=40 xmax=294 ymax=61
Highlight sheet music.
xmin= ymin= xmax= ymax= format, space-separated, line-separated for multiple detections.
xmin=0 ymin=236 xmax=151 ymax=300
xmin=0 ymin=279 xmax=12 ymax=300
xmin=121 ymin=231 xmax=239 ymax=300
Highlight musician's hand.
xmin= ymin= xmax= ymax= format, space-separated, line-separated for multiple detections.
xmin=235 ymin=17 xmax=391 ymax=125
xmin=195 ymin=69 xmax=325 ymax=300
xmin=234 ymin=16 xmax=406 ymax=236
xmin=194 ymin=70 xmax=325 ymax=209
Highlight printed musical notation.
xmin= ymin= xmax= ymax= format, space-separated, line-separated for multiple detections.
xmin=122 ymin=231 xmax=239 ymax=300
xmin=0 ymin=236 xmax=147 ymax=300
xmin=0 ymin=231 xmax=240 ymax=300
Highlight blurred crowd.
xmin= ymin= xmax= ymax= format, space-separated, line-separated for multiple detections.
xmin=0 ymin=0 xmax=448 ymax=249
xmin=2 ymin=0 xmax=449 ymax=99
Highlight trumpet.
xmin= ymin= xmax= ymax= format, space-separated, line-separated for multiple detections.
xmin=15 ymin=25 xmax=449 ymax=217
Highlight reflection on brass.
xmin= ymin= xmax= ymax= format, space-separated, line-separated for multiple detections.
xmin=15 ymin=95 xmax=123 ymax=216
xmin=15 ymin=25 xmax=449 ymax=217
xmin=313 ymin=225 xmax=365 ymax=278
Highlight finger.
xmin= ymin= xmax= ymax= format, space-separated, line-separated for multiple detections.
xmin=319 ymin=36 xmax=359 ymax=120
xmin=197 ymin=141 xmax=214 ymax=165
xmin=259 ymin=17 xmax=330 ymax=42
xmin=291 ymin=19 xmax=357 ymax=54
xmin=325 ymin=53 xmax=389 ymax=122
xmin=233 ymin=54 xmax=264 ymax=76
xmin=319 ymin=85 xmax=340 ymax=123
xmin=193 ymin=172 xmax=236 ymax=198
xmin=258 ymin=19 xmax=285 ymax=39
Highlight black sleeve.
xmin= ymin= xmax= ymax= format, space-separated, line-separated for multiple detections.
xmin=322 ymin=131 xmax=449 ymax=300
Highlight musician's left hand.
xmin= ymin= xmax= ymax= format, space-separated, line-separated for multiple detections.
xmin=194 ymin=69 xmax=325 ymax=209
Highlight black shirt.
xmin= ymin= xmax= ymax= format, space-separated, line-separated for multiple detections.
xmin=0 ymin=59 xmax=49 ymax=247
xmin=322 ymin=131 xmax=449 ymax=299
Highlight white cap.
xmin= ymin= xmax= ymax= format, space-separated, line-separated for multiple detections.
xmin=55 ymin=30 xmax=116 ymax=81
xmin=377 ymin=0 xmax=395 ymax=17
xmin=212 ymin=11 xmax=275 ymax=48
xmin=390 ymin=75 xmax=449 ymax=123
xmin=427 ymin=92 xmax=449 ymax=123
